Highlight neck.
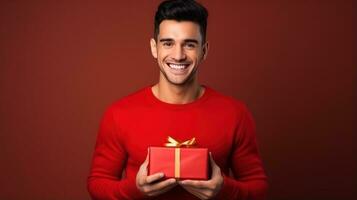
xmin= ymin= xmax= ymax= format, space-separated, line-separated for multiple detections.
xmin=152 ymin=80 xmax=204 ymax=104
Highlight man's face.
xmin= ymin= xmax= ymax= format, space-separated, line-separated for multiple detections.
xmin=150 ymin=20 xmax=208 ymax=86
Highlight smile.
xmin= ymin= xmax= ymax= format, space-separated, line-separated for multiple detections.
xmin=167 ymin=63 xmax=190 ymax=70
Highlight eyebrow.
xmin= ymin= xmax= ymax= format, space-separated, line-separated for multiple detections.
xmin=159 ymin=38 xmax=199 ymax=44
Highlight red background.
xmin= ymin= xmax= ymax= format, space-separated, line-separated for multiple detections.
xmin=0 ymin=1 xmax=355 ymax=199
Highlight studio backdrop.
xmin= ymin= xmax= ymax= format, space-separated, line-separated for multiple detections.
xmin=0 ymin=1 xmax=355 ymax=199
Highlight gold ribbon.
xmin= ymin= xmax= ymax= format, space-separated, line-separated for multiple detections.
xmin=174 ymin=148 xmax=180 ymax=178
xmin=164 ymin=136 xmax=196 ymax=178
xmin=164 ymin=136 xmax=196 ymax=147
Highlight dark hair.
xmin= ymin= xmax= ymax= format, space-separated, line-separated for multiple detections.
xmin=154 ymin=0 xmax=208 ymax=43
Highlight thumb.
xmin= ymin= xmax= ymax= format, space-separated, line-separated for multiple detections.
xmin=209 ymin=152 xmax=220 ymax=176
xmin=140 ymin=148 xmax=150 ymax=170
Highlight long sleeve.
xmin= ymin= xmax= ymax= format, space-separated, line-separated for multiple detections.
xmin=216 ymin=105 xmax=268 ymax=200
xmin=87 ymin=108 xmax=144 ymax=200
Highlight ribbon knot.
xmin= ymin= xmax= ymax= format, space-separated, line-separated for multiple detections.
xmin=164 ymin=136 xmax=196 ymax=147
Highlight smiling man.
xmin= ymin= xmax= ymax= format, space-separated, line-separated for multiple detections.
xmin=88 ymin=0 xmax=268 ymax=199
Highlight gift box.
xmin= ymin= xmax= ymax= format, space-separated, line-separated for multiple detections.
xmin=148 ymin=137 xmax=209 ymax=180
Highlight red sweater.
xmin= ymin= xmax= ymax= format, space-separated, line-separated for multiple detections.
xmin=88 ymin=85 xmax=268 ymax=200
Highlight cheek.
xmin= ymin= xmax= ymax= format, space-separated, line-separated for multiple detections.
xmin=189 ymin=51 xmax=202 ymax=62
xmin=157 ymin=50 xmax=170 ymax=61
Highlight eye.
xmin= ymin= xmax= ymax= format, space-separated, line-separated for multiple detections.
xmin=162 ymin=42 xmax=173 ymax=47
xmin=185 ymin=43 xmax=197 ymax=49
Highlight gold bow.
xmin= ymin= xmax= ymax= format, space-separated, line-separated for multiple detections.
xmin=164 ymin=136 xmax=196 ymax=147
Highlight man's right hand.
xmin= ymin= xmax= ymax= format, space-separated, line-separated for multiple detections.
xmin=136 ymin=150 xmax=177 ymax=197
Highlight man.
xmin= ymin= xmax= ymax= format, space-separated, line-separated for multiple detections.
xmin=87 ymin=0 xmax=268 ymax=199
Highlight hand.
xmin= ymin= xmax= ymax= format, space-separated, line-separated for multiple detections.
xmin=136 ymin=150 xmax=178 ymax=197
xmin=179 ymin=153 xmax=223 ymax=200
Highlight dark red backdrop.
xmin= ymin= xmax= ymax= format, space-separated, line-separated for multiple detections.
xmin=0 ymin=1 xmax=355 ymax=199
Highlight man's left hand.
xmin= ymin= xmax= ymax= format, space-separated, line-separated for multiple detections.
xmin=179 ymin=153 xmax=223 ymax=200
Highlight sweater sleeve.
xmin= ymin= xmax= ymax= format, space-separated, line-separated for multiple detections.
xmin=87 ymin=107 xmax=144 ymax=200
xmin=216 ymin=104 xmax=268 ymax=200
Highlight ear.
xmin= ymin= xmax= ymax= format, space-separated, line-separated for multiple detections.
xmin=150 ymin=38 xmax=158 ymax=59
xmin=201 ymin=41 xmax=209 ymax=61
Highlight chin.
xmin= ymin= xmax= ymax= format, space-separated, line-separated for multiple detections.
xmin=168 ymin=75 xmax=196 ymax=86
xmin=167 ymin=79 xmax=187 ymax=86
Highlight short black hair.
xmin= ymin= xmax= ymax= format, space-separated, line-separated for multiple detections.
xmin=154 ymin=0 xmax=208 ymax=44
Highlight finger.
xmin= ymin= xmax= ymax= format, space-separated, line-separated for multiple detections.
xmin=209 ymin=152 xmax=217 ymax=169
xmin=143 ymin=148 xmax=150 ymax=166
xmin=182 ymin=179 xmax=220 ymax=194
xmin=146 ymin=172 xmax=164 ymax=184
xmin=179 ymin=180 xmax=208 ymax=189
xmin=148 ymin=181 xmax=177 ymax=196
xmin=140 ymin=178 xmax=175 ymax=194
xmin=209 ymin=152 xmax=221 ymax=177
xmin=139 ymin=149 xmax=150 ymax=172
xmin=148 ymin=178 xmax=177 ymax=192
xmin=137 ymin=150 xmax=151 ymax=186
xmin=138 ymin=172 xmax=150 ymax=186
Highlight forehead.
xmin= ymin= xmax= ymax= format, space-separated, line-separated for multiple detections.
xmin=158 ymin=20 xmax=202 ymax=42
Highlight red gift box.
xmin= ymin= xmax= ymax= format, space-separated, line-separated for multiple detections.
xmin=148 ymin=137 xmax=209 ymax=180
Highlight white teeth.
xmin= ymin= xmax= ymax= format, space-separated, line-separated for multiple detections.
xmin=169 ymin=64 xmax=187 ymax=69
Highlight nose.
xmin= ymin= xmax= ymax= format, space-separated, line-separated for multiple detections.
xmin=172 ymin=45 xmax=186 ymax=61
